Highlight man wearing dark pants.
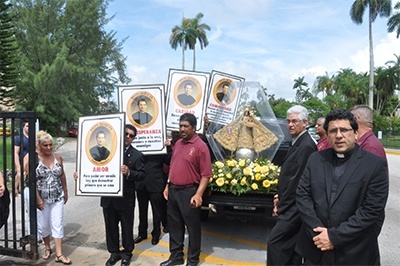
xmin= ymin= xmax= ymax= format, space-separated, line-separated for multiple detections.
xmin=296 ymin=109 xmax=388 ymax=265
xmin=134 ymin=154 xmax=170 ymax=245
xmin=267 ymin=105 xmax=317 ymax=265
xmin=102 ymin=125 xmax=145 ymax=266
xmin=160 ymin=113 xmax=212 ymax=266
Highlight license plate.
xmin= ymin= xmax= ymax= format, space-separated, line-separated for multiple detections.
xmin=233 ymin=206 xmax=256 ymax=210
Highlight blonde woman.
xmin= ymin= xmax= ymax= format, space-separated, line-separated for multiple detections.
xmin=35 ymin=131 xmax=71 ymax=264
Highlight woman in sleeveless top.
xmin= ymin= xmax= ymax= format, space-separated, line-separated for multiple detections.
xmin=36 ymin=131 xmax=71 ymax=264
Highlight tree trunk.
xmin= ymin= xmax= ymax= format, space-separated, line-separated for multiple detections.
xmin=368 ymin=7 xmax=374 ymax=110
xmin=182 ymin=42 xmax=185 ymax=70
xmin=193 ymin=47 xmax=196 ymax=71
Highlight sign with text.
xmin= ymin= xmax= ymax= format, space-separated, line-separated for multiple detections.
xmin=165 ymin=69 xmax=210 ymax=133
xmin=118 ymin=84 xmax=166 ymax=154
xmin=75 ymin=113 xmax=125 ymax=196
xmin=206 ymin=70 xmax=245 ymax=125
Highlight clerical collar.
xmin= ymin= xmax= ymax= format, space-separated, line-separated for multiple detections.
xmin=333 ymin=145 xmax=356 ymax=159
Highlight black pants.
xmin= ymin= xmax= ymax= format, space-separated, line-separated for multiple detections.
xmin=167 ymin=186 xmax=201 ymax=264
xmin=102 ymin=206 xmax=134 ymax=260
xmin=137 ymin=188 xmax=165 ymax=238
xmin=267 ymin=219 xmax=302 ymax=265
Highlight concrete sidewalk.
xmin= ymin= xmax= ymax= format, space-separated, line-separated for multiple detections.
xmin=1 ymin=241 xmax=169 ymax=265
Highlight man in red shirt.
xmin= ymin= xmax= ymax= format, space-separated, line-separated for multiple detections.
xmin=350 ymin=105 xmax=386 ymax=160
xmin=160 ymin=113 xmax=212 ymax=266
xmin=315 ymin=117 xmax=331 ymax=151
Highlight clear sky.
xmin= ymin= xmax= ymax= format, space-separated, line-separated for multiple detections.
xmin=105 ymin=0 xmax=400 ymax=101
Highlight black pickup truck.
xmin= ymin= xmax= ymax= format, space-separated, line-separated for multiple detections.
xmin=201 ymin=118 xmax=291 ymax=221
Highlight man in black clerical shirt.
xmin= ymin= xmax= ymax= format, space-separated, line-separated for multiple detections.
xmin=132 ymin=98 xmax=153 ymax=125
xmin=177 ymin=83 xmax=196 ymax=106
xmin=216 ymin=83 xmax=230 ymax=104
xmin=90 ymin=130 xmax=111 ymax=162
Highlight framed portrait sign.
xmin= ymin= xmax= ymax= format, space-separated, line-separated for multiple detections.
xmin=206 ymin=70 xmax=245 ymax=125
xmin=165 ymin=69 xmax=210 ymax=133
xmin=75 ymin=113 xmax=125 ymax=197
xmin=118 ymin=84 xmax=166 ymax=154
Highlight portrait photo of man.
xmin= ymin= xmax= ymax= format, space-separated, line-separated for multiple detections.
xmin=90 ymin=130 xmax=111 ymax=162
xmin=177 ymin=83 xmax=196 ymax=106
xmin=216 ymin=83 xmax=231 ymax=104
xmin=132 ymin=98 xmax=153 ymax=125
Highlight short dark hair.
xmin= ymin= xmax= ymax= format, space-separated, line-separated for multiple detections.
xmin=96 ymin=130 xmax=106 ymax=138
xmin=350 ymin=105 xmax=373 ymax=128
xmin=323 ymin=108 xmax=358 ymax=132
xmin=125 ymin=124 xmax=137 ymax=137
xmin=180 ymin=113 xmax=197 ymax=127
xmin=137 ymin=98 xmax=147 ymax=106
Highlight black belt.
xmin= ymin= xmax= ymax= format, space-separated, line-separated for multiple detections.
xmin=169 ymin=183 xmax=198 ymax=190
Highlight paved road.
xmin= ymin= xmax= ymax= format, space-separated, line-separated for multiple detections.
xmin=1 ymin=139 xmax=399 ymax=265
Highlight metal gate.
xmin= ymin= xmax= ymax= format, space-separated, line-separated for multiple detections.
xmin=0 ymin=112 xmax=39 ymax=260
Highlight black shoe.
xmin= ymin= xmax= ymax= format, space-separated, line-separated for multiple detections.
xmin=186 ymin=263 xmax=198 ymax=266
xmin=121 ymin=258 xmax=130 ymax=266
xmin=134 ymin=235 xmax=147 ymax=243
xmin=160 ymin=258 xmax=185 ymax=266
xmin=163 ymin=227 xmax=169 ymax=233
xmin=151 ymin=237 xmax=160 ymax=245
xmin=105 ymin=255 xmax=121 ymax=266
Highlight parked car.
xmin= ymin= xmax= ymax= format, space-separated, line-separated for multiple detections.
xmin=68 ymin=123 xmax=78 ymax=137
xmin=307 ymin=125 xmax=320 ymax=142
xmin=0 ymin=123 xmax=11 ymax=137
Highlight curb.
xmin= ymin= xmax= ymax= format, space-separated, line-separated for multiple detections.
xmin=385 ymin=150 xmax=400 ymax=155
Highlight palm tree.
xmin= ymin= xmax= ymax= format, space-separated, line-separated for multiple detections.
xmin=186 ymin=13 xmax=211 ymax=71
xmin=334 ymin=68 xmax=369 ymax=108
xmin=374 ymin=65 xmax=397 ymax=114
xmin=350 ymin=0 xmax=392 ymax=110
xmin=170 ymin=16 xmax=192 ymax=70
xmin=293 ymin=76 xmax=308 ymax=103
xmin=388 ymin=2 xmax=400 ymax=38
xmin=313 ymin=72 xmax=335 ymax=98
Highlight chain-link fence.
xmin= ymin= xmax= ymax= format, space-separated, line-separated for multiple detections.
xmin=374 ymin=129 xmax=400 ymax=149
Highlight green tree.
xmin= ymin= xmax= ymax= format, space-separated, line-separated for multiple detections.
xmin=10 ymin=0 xmax=130 ymax=133
xmin=293 ymin=76 xmax=309 ymax=103
xmin=388 ymin=2 xmax=400 ymax=37
xmin=374 ymin=65 xmax=397 ymax=114
xmin=350 ymin=0 xmax=392 ymax=109
xmin=313 ymin=72 xmax=336 ymax=98
xmin=186 ymin=13 xmax=210 ymax=71
xmin=170 ymin=13 xmax=210 ymax=71
xmin=269 ymin=98 xmax=293 ymax=118
xmin=302 ymin=97 xmax=331 ymax=124
xmin=334 ymin=68 xmax=369 ymax=108
xmin=170 ymin=16 xmax=191 ymax=70
xmin=0 ymin=0 xmax=18 ymax=107
xmin=386 ymin=53 xmax=400 ymax=87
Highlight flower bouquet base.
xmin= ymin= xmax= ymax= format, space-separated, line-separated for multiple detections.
xmin=208 ymin=158 xmax=280 ymax=196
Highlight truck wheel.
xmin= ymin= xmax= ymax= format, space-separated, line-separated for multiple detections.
xmin=200 ymin=210 xmax=209 ymax=221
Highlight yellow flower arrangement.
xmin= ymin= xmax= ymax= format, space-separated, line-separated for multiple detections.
xmin=209 ymin=158 xmax=280 ymax=195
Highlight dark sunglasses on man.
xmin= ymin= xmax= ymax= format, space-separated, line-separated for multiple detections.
xmin=125 ymin=132 xmax=135 ymax=139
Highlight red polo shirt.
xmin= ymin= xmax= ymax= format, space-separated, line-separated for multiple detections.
xmin=357 ymin=130 xmax=387 ymax=160
xmin=317 ymin=136 xmax=331 ymax=151
xmin=169 ymin=134 xmax=212 ymax=186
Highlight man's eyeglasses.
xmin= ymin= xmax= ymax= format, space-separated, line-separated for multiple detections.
xmin=286 ymin=119 xmax=302 ymax=125
xmin=125 ymin=132 xmax=135 ymax=139
xmin=328 ymin=127 xmax=353 ymax=135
